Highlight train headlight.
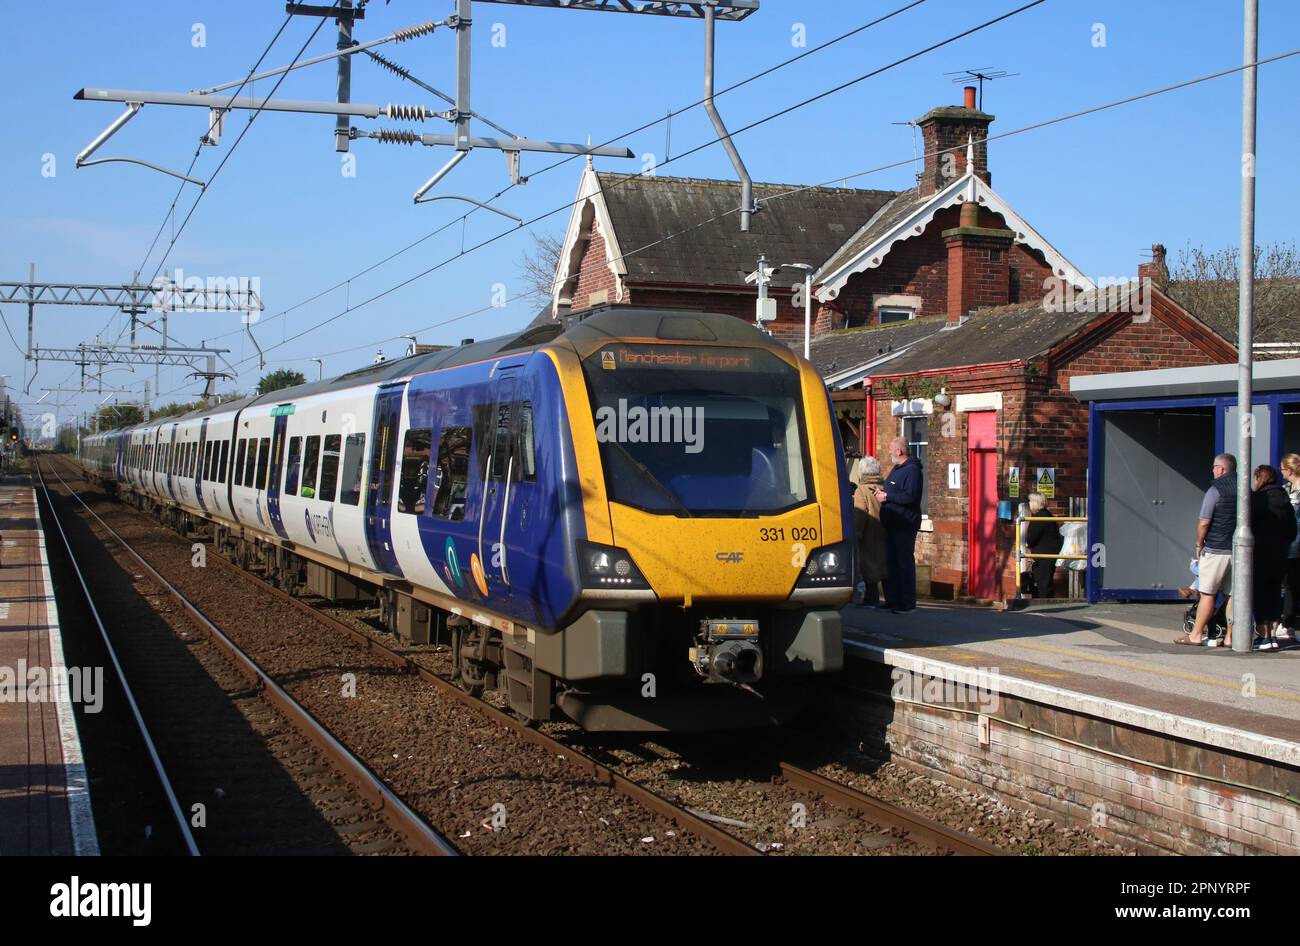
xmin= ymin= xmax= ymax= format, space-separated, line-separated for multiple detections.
xmin=579 ymin=541 xmax=650 ymax=591
xmin=796 ymin=540 xmax=853 ymax=587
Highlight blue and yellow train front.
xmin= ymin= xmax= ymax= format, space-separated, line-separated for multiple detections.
xmin=538 ymin=313 xmax=850 ymax=728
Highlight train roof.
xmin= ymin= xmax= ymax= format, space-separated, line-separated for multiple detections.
xmin=93 ymin=306 xmax=783 ymax=435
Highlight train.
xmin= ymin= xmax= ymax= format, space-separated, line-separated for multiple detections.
xmin=78 ymin=306 xmax=851 ymax=730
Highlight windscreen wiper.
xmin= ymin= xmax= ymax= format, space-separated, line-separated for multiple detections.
xmin=606 ymin=439 xmax=694 ymax=518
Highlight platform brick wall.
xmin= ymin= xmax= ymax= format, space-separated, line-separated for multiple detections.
xmin=841 ymin=665 xmax=1300 ymax=855
xmin=881 ymin=701 xmax=1300 ymax=855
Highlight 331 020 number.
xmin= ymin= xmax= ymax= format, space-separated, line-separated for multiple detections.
xmin=760 ymin=526 xmax=818 ymax=542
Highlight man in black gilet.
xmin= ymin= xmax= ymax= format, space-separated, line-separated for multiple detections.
xmin=1182 ymin=453 xmax=1236 ymax=645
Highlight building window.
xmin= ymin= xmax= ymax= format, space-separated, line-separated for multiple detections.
xmin=900 ymin=414 xmax=929 ymax=516
xmin=878 ymin=306 xmax=914 ymax=325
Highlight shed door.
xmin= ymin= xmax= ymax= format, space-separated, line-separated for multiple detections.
xmin=1100 ymin=409 xmax=1214 ymax=595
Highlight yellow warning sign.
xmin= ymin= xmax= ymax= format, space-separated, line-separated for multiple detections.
xmin=1036 ymin=467 xmax=1056 ymax=499
xmin=1007 ymin=467 xmax=1020 ymax=498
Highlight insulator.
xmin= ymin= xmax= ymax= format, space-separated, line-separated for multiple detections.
xmin=367 ymin=51 xmax=412 ymax=82
xmin=384 ymin=103 xmax=432 ymax=122
xmin=393 ymin=21 xmax=438 ymax=43
xmin=374 ymin=128 xmax=419 ymax=146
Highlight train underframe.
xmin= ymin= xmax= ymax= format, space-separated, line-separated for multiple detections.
xmin=109 ymin=484 xmax=843 ymax=731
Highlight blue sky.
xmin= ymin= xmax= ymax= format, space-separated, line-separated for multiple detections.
xmin=2 ymin=0 xmax=1297 ymax=423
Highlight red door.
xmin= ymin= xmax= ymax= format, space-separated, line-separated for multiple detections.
xmin=967 ymin=411 xmax=998 ymax=599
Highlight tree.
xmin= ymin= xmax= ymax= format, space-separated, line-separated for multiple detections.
xmin=517 ymin=231 xmax=565 ymax=300
xmin=94 ymin=403 xmax=144 ymax=431
xmin=1164 ymin=241 xmax=1300 ymax=348
xmin=257 ymin=369 xmax=307 ymax=396
xmin=153 ymin=400 xmax=206 ymax=419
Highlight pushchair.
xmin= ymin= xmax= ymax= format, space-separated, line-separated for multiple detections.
xmin=1182 ymin=597 xmax=1229 ymax=643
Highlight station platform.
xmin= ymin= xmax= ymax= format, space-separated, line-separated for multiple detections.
xmin=842 ymin=600 xmax=1300 ymax=853
xmin=0 ymin=475 xmax=97 ymax=855
xmin=842 ymin=599 xmax=1300 ymax=766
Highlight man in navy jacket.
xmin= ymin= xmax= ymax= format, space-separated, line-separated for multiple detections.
xmin=873 ymin=436 xmax=924 ymax=612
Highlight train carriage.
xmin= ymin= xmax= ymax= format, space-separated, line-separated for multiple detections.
xmin=79 ymin=307 xmax=851 ymax=730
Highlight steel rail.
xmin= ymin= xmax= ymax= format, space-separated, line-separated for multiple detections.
xmin=40 ymin=459 xmax=458 ymax=857
xmin=34 ymin=462 xmax=201 ymax=856
xmin=778 ymin=762 xmax=1004 ymax=856
xmin=103 ymin=484 xmax=759 ymax=855
xmin=54 ymin=454 xmax=754 ymax=855
xmin=220 ymin=555 xmax=762 ymax=856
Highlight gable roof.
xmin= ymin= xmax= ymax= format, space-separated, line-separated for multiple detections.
xmin=597 ymin=171 xmax=898 ymax=286
xmin=814 ymin=171 xmax=1094 ymax=302
xmin=551 ymin=167 xmax=899 ymax=311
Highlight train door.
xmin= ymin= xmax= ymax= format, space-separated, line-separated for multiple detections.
xmin=364 ymin=382 xmax=407 ymax=576
xmin=266 ymin=411 xmax=290 ymax=539
xmin=195 ymin=418 xmax=210 ymax=515
xmin=476 ymin=370 xmax=517 ymax=600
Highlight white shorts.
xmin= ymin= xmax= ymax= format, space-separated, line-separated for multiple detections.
xmin=1198 ymin=551 xmax=1232 ymax=596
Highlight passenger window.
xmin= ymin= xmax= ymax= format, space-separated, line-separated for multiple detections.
xmin=472 ymin=400 xmax=536 ymax=482
xmin=284 ymin=436 xmax=302 ymax=495
xmin=244 ymin=438 xmax=258 ymax=486
xmin=234 ymin=440 xmax=247 ymax=486
xmin=218 ymin=440 xmax=229 ymax=484
xmin=256 ymin=437 xmax=271 ymax=490
xmin=300 ymin=436 xmax=320 ymax=498
xmin=398 ymin=429 xmax=432 ymax=515
xmin=339 ymin=433 xmax=365 ymax=506
xmin=318 ymin=435 xmax=341 ymax=502
xmin=430 ymin=426 xmax=472 ymax=520
xmin=516 ymin=402 xmax=536 ymax=481
xmin=203 ymin=442 xmax=213 ymax=480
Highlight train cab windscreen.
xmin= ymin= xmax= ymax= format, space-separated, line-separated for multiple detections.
xmin=581 ymin=344 xmax=812 ymax=517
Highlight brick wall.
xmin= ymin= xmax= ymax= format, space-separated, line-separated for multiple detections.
xmin=867 ymin=303 xmax=1228 ymax=600
xmin=570 ymin=219 xmax=621 ymax=311
xmin=842 ymin=661 xmax=1299 ymax=855
xmin=828 ymin=205 xmax=1054 ymax=332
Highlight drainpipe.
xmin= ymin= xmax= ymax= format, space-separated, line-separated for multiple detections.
xmin=703 ymin=2 xmax=754 ymax=232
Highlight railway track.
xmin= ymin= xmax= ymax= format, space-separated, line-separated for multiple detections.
xmin=777 ymin=763 xmax=1001 ymax=856
xmin=45 ymin=454 xmax=1005 ymax=856
xmin=36 ymin=459 xmax=457 ymax=856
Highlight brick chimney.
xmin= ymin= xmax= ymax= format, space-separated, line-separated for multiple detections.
xmin=1137 ymin=243 xmax=1168 ymax=288
xmin=916 ymin=86 xmax=994 ymax=196
xmin=813 ymin=302 xmax=847 ymax=337
xmin=942 ymin=200 xmax=1015 ymax=323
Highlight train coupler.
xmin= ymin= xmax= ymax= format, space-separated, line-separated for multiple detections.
xmin=691 ymin=618 xmax=763 ymax=685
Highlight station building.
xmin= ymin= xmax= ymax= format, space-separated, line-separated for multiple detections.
xmin=546 ymin=90 xmax=1241 ymax=601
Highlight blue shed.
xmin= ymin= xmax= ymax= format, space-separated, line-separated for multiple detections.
xmin=1071 ymin=359 xmax=1300 ymax=601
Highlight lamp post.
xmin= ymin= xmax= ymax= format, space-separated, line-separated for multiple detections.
xmin=310 ymin=358 xmax=323 ymax=381
xmin=780 ymin=263 xmax=814 ymax=359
